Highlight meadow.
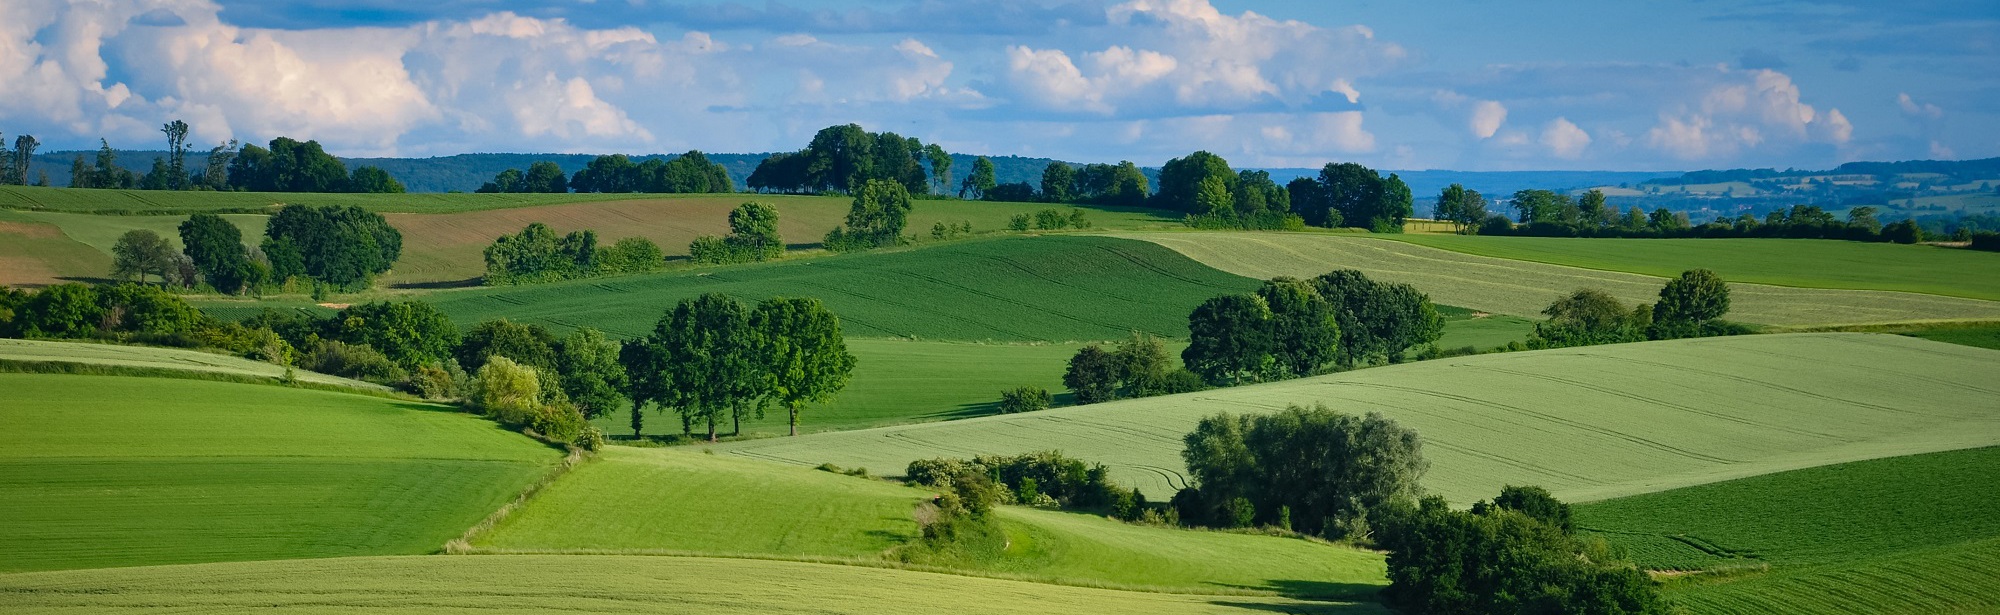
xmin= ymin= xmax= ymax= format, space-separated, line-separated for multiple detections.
xmin=0 ymin=555 xmax=1384 ymax=615
xmin=475 ymin=447 xmax=1387 ymax=596
xmin=0 ymin=338 xmax=381 ymax=390
xmin=1577 ymin=447 xmax=2000 ymax=614
xmin=1115 ymin=231 xmax=2000 ymax=326
xmin=719 ymin=333 xmax=2000 ymax=504
xmin=1388 ymin=234 xmax=2000 ymax=302
xmin=0 ymin=374 xmax=559 ymax=572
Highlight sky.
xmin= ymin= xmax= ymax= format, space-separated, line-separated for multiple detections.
xmin=0 ymin=0 xmax=1993 ymax=171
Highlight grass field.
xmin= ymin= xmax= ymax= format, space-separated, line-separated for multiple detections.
xmin=1387 ymin=234 xmax=2000 ymax=302
xmin=0 ymin=554 xmax=1385 ymax=614
xmin=1115 ymin=231 xmax=2000 ymax=326
xmin=1578 ymin=447 xmax=2000 ymax=614
xmin=475 ymin=446 xmax=1387 ymax=596
xmin=0 ymin=214 xmax=108 ymax=286
xmin=0 ymin=338 xmax=383 ymax=390
xmin=0 ymin=374 xmax=558 ymax=572
xmin=719 ymin=333 xmax=2000 ymax=505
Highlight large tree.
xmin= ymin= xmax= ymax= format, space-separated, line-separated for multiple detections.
xmin=458 ymin=318 xmax=561 ymax=374
xmin=1181 ymin=403 xmax=1427 ymax=537
xmin=651 ymin=293 xmax=762 ymax=441
xmin=262 ymin=204 xmax=402 ymax=289
xmin=1155 ymin=151 xmax=1234 ymax=213
xmin=1182 ymin=293 xmax=1274 ymax=385
xmin=826 ymin=179 xmax=912 ymax=250
xmin=523 ymin=161 xmax=568 ymax=193
xmin=961 ymin=156 xmax=996 ymax=199
xmin=348 ymin=166 xmax=405 ymax=193
xmin=751 ymin=297 xmax=856 ymax=436
xmin=725 ymin=202 xmax=783 ymax=260
xmin=1650 ymin=269 xmax=1730 ymax=339
xmin=178 ymin=213 xmax=258 ymax=294
xmin=111 ymin=229 xmax=177 ymax=284
xmin=1433 ymin=183 xmax=1487 ymax=232
xmin=11 ymin=134 xmax=39 ymax=186
xmin=1040 ymin=162 xmax=1076 ymax=203
xmin=1063 ymin=344 xmax=1122 ymax=405
xmin=557 ymin=327 xmax=628 ymax=420
xmin=1257 ymin=278 xmax=1340 ymax=377
xmin=161 ymin=120 xmax=190 ymax=190
xmin=330 ymin=301 xmax=460 ymax=370
xmin=1312 ymin=270 xmax=1443 ymax=367
xmin=923 ymin=144 xmax=952 ymax=195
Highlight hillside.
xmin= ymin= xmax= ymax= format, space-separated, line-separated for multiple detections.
xmin=0 ymin=374 xmax=559 ymax=572
xmin=475 ymin=447 xmax=1387 ymax=596
xmin=0 ymin=338 xmax=383 ymax=390
xmin=0 ymin=554 xmax=1383 ymax=615
xmin=1578 ymin=447 xmax=2000 ymax=614
xmin=1115 ymin=231 xmax=2000 ymax=326
xmin=718 ymin=333 xmax=2000 ymax=504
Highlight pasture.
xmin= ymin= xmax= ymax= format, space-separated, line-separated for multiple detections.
xmin=1387 ymin=234 xmax=2000 ymax=302
xmin=1579 ymin=447 xmax=2000 ymax=614
xmin=0 ymin=555 xmax=1384 ymax=615
xmin=0 ymin=338 xmax=383 ymax=390
xmin=1115 ymin=231 xmax=2000 ymax=326
xmin=0 ymin=374 xmax=558 ymax=572
xmin=719 ymin=333 xmax=2000 ymax=505
xmin=474 ymin=447 xmax=1387 ymax=596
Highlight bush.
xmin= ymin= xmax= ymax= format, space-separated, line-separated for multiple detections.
xmin=300 ymin=340 xmax=406 ymax=384
xmin=596 ymin=237 xmax=664 ymax=274
xmin=1033 ymin=208 xmax=1070 ymax=230
xmin=472 ymin=355 xmax=542 ymax=425
xmin=529 ymin=402 xmax=587 ymax=443
xmin=1180 ymin=403 xmax=1427 ymax=538
xmin=997 ymin=386 xmax=1051 ymax=413
xmin=1008 ymin=214 xmax=1031 ymax=231
xmin=1378 ymin=492 xmax=1669 ymax=615
xmin=1971 ymin=231 xmax=2000 ymax=252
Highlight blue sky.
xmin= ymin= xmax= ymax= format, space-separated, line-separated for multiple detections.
xmin=0 ymin=0 xmax=1992 ymax=170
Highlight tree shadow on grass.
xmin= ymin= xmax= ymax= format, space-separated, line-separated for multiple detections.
xmin=389 ymin=277 xmax=483 ymax=290
xmin=1204 ymin=598 xmax=1385 ymax=614
xmin=55 ymin=275 xmax=117 ymax=285
xmin=1209 ymin=579 xmax=1385 ymax=602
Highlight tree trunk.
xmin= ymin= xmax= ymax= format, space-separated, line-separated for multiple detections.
xmin=630 ymin=401 xmax=645 ymax=438
xmin=789 ymin=406 xmax=799 ymax=437
xmin=707 ymin=413 xmax=717 ymax=443
xmin=732 ymin=408 xmax=740 ymax=437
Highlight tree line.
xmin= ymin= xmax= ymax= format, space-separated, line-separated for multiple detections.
xmin=483 ymin=224 xmax=665 ymax=285
xmin=1528 ymin=269 xmax=1749 ymax=349
xmin=22 ymin=122 xmax=408 ymax=193
xmin=749 ymin=124 xmax=948 ymax=196
xmin=110 ymin=204 xmax=402 ymax=295
xmin=1436 ymin=184 xmax=1937 ymax=245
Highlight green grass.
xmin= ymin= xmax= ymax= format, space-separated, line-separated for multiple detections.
xmin=0 ymin=374 xmax=559 ymax=572
xmin=0 ymin=554 xmax=1385 ymax=614
xmin=719 ymin=333 xmax=2000 ymax=505
xmin=1904 ymin=323 xmax=2000 ymax=351
xmin=475 ymin=446 xmax=1387 ymax=597
xmin=0 ymin=184 xmax=648 ymax=214
xmin=1432 ymin=304 xmax=1535 ymax=349
xmin=1386 ymin=234 xmax=2000 ymax=302
xmin=1578 ymin=447 xmax=2000 ymax=614
xmin=1116 ymin=231 xmax=2000 ymax=326
xmin=0 ymin=338 xmax=381 ymax=390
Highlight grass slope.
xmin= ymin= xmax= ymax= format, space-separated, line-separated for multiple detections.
xmin=1578 ymin=447 xmax=2000 ymax=614
xmin=719 ymin=333 xmax=2000 ymax=505
xmin=1117 ymin=231 xmax=2000 ymax=326
xmin=0 ymin=214 xmax=106 ymax=287
xmin=1390 ymin=234 xmax=2000 ymax=302
xmin=475 ymin=447 xmax=1387 ymax=596
xmin=0 ymin=374 xmax=558 ymax=572
xmin=0 ymin=555 xmax=1384 ymax=614
xmin=0 ymin=184 xmax=645 ymax=214
xmin=0 ymin=338 xmax=382 ymax=390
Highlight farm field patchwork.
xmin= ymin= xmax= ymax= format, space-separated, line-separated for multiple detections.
xmin=0 ymin=338 xmax=383 ymax=390
xmin=719 ymin=333 xmax=2000 ymax=505
xmin=1578 ymin=447 xmax=2000 ymax=614
xmin=0 ymin=554 xmax=1385 ymax=615
xmin=0 ymin=374 xmax=559 ymax=572
xmin=475 ymin=447 xmax=1387 ymax=596
xmin=1386 ymin=234 xmax=2000 ymax=301
xmin=1114 ymin=231 xmax=2000 ymax=326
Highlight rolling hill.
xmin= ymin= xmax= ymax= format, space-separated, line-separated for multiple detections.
xmin=718 ymin=333 xmax=2000 ymax=505
xmin=0 ymin=338 xmax=383 ymax=390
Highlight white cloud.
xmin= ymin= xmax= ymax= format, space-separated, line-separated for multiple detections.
xmin=1930 ymin=140 xmax=1955 ymax=159
xmin=1539 ymin=118 xmax=1590 ymax=159
xmin=1470 ymin=100 xmax=1507 ymax=139
xmin=1897 ymin=93 xmax=1943 ymax=120
xmin=1642 ymin=67 xmax=1848 ymax=161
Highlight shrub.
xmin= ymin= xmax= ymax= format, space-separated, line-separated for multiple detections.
xmin=529 ymin=402 xmax=587 ymax=443
xmin=1008 ymin=214 xmax=1031 ymax=231
xmin=1378 ymin=492 xmax=1669 ymax=615
xmin=472 ymin=355 xmax=542 ymax=425
xmin=300 ymin=340 xmax=406 ymax=384
xmin=1033 ymin=208 xmax=1070 ymax=230
xmin=1180 ymin=403 xmax=1427 ymax=538
xmin=997 ymin=386 xmax=1051 ymax=413
xmin=596 ymin=237 xmax=663 ymax=274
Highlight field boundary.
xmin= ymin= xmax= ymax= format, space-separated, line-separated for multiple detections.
xmin=446 ymin=447 xmax=590 ymax=553
xmin=0 ymin=358 xmax=407 ymax=399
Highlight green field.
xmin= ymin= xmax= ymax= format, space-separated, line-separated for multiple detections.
xmin=720 ymin=333 xmax=2000 ymax=505
xmin=0 ymin=555 xmax=1383 ymax=614
xmin=1904 ymin=322 xmax=2000 ymax=351
xmin=1388 ymin=234 xmax=2000 ymax=302
xmin=1579 ymin=447 xmax=2000 ymax=614
xmin=0 ymin=374 xmax=559 ymax=572
xmin=475 ymin=447 xmax=1387 ymax=596
xmin=0 ymin=184 xmax=647 ymax=214
xmin=0 ymin=338 xmax=383 ymax=390
xmin=1117 ymin=231 xmax=2000 ymax=326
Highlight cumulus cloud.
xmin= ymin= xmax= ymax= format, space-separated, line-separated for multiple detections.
xmin=1469 ymin=100 xmax=1508 ymax=140
xmin=1539 ymin=118 xmax=1590 ymax=159
xmin=1642 ymin=67 xmax=1850 ymax=161
xmin=1897 ymin=93 xmax=1944 ymax=120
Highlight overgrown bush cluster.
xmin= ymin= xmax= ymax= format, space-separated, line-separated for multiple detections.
xmin=689 ymin=202 xmax=784 ymax=265
xmin=1062 ymin=332 xmax=1207 ymax=405
xmin=483 ymin=223 xmax=664 ymax=285
xmin=1529 ymin=269 xmax=1753 ymax=349
xmin=823 ymin=180 xmax=913 ymax=252
xmin=906 ymin=451 xmax=1150 ymax=521
xmin=1179 ymin=270 xmax=1442 ymax=388
xmin=1175 ymin=403 xmax=1427 ymax=540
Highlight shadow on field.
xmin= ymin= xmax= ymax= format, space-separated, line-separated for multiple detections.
xmin=56 ymin=275 xmax=116 ymax=285
xmin=390 ymin=277 xmax=483 ymax=289
xmin=1212 ymin=579 xmax=1384 ymax=602
xmin=1206 ymin=599 xmax=1383 ymax=614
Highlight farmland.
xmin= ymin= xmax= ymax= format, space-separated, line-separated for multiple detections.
xmin=1578 ymin=447 xmax=2000 ymax=614
xmin=1387 ymin=234 xmax=2000 ymax=302
xmin=0 ymin=555 xmax=1384 ymax=615
xmin=0 ymin=374 xmax=559 ymax=572
xmin=0 ymin=184 xmax=646 ymax=214
xmin=719 ymin=333 xmax=2000 ymax=504
xmin=0 ymin=338 xmax=382 ymax=390
xmin=475 ymin=447 xmax=1387 ymax=595
xmin=1115 ymin=231 xmax=2000 ymax=326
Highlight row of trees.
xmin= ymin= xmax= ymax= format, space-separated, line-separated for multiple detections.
xmin=690 ymin=203 xmax=784 ymax=264
xmin=748 ymin=124 xmax=947 ymax=196
xmin=7 ymin=125 xmax=403 ymax=194
xmin=109 ymin=204 xmax=403 ymax=293
xmin=1380 ymin=487 xmax=1668 ymax=614
xmin=227 ymin=137 xmax=404 ymax=193
xmin=563 ymin=151 xmax=733 ymax=194
xmin=475 ymin=161 xmax=570 ymax=193
xmin=1034 ymin=160 xmax=1151 ymax=207
xmin=482 ymin=223 xmax=664 ymax=285
xmin=620 ymin=293 xmax=857 ymax=439
xmin=1527 ymin=269 xmax=1745 ymax=349
xmin=1439 ymin=185 xmax=1932 ymax=245
xmin=1177 ymin=403 xmax=1427 ymax=538
xmin=1180 ymin=270 xmax=1442 ymax=387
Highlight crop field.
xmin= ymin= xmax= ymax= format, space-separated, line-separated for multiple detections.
xmin=475 ymin=447 xmax=1387 ymax=596
xmin=0 ymin=554 xmax=1385 ymax=615
xmin=1387 ymin=234 xmax=2000 ymax=302
xmin=0 ymin=374 xmax=558 ymax=572
xmin=0 ymin=214 xmax=107 ymax=286
xmin=427 ymin=235 xmax=1261 ymax=343
xmin=719 ymin=334 xmax=2000 ymax=504
xmin=0 ymin=184 xmax=643 ymax=214
xmin=1578 ymin=447 xmax=2000 ymax=614
xmin=1114 ymin=231 xmax=2000 ymax=326
xmin=0 ymin=338 xmax=383 ymax=390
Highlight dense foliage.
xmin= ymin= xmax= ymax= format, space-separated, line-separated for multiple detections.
xmin=689 ymin=202 xmax=785 ymax=265
xmin=1378 ymin=490 xmax=1667 ymax=615
xmin=475 ymin=161 xmax=569 ymax=193
xmin=1181 ymin=270 xmax=1441 ymax=386
xmin=262 ymin=204 xmax=403 ymax=290
xmin=567 ymin=151 xmax=733 ymax=194
xmin=997 ymin=386 xmax=1052 ymax=413
xmin=1062 ymin=332 xmax=1204 ymax=405
xmin=227 ymin=137 xmax=404 ymax=193
xmin=621 ymin=293 xmax=854 ymax=439
xmin=1177 ymin=403 xmax=1427 ymax=539
xmin=823 ymin=180 xmax=912 ymax=251
xmin=483 ymin=223 xmax=663 ymax=284
xmin=906 ymin=451 xmax=1149 ymax=520
xmin=749 ymin=124 xmax=941 ymax=195
xmin=177 ymin=214 xmax=262 ymax=294
xmin=1289 ymin=162 xmax=1414 ymax=232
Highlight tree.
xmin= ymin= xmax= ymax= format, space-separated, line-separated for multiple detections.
xmin=998 ymin=386 xmax=1052 ymax=413
xmin=1182 ymin=294 xmax=1274 ymax=385
xmin=1180 ymin=403 xmax=1427 ymax=537
xmin=726 ymin=202 xmax=783 ymax=260
xmin=1577 ymin=189 xmax=1610 ymax=229
xmin=597 ymin=236 xmax=664 ymax=274
xmin=557 ymin=327 xmax=628 ymax=419
xmin=472 ymin=355 xmax=543 ymax=425
xmin=651 ymin=150 xmax=733 ymax=193
xmin=751 ymin=297 xmax=857 ymax=436
xmin=479 ymin=168 xmax=525 ymax=193
xmin=348 ymin=166 xmax=405 ymax=193
xmin=179 ymin=213 xmax=258 ymax=294
xmin=1156 ymin=151 xmax=1234 ymax=213
xmin=1075 ymin=161 xmax=1150 ymax=206
xmin=826 ymin=179 xmax=912 ymax=251
xmin=1651 ymin=269 xmax=1730 ymax=332
xmin=14 ymin=284 xmax=106 ymax=338
xmin=482 ymin=223 xmax=596 ymax=284
xmin=111 ymin=230 xmax=177 ymax=283
xmin=11 ymin=134 xmax=39 ymax=186
xmin=1883 ymin=219 xmax=1924 ymax=244
xmin=1312 ymin=270 xmax=1442 ymax=367
xmin=1257 ymin=278 xmax=1339 ymax=377
xmin=651 ymin=293 xmax=762 ymax=441
xmin=1433 ymin=184 xmax=1487 ymax=232
xmin=1488 ymin=485 xmax=1573 ymax=533
xmin=1529 ymin=288 xmax=1647 ymax=349
xmin=1063 ymin=345 xmax=1122 ymax=405
xmin=523 ymin=161 xmax=568 ymax=193
xmin=330 ymin=301 xmax=460 ymax=370
xmin=618 ymin=336 xmax=671 ymax=438
xmin=161 ymin=120 xmax=190 ymax=190
xmin=458 ymin=318 xmax=560 ymax=374
xmin=1040 ymin=162 xmax=1076 ymax=203
xmin=961 ymin=156 xmax=996 ymax=199
xmin=1193 ymin=175 xmax=1234 ymax=217
xmin=1233 ymin=170 xmax=1287 ymax=217
xmin=262 ymin=204 xmax=402 ymax=289
xmin=924 ymin=144 xmax=952 ymax=194
xmin=1378 ymin=492 xmax=1667 ymax=615
xmin=1511 ymin=189 xmax=1575 ymax=225
xmin=1113 ymin=332 xmax=1173 ymax=398
xmin=202 ymin=140 xmax=238 ymax=190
